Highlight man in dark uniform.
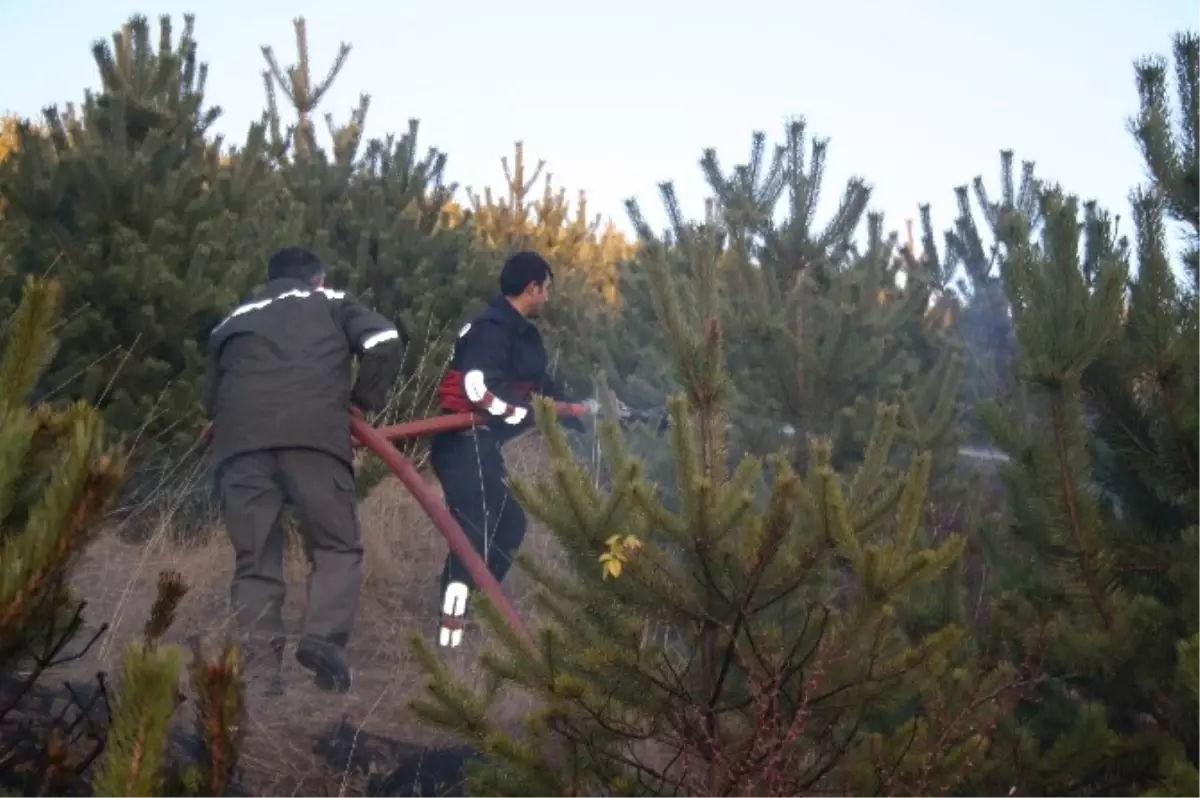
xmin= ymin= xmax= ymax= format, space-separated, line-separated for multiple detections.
xmin=205 ymin=245 xmax=406 ymax=693
xmin=432 ymin=251 xmax=587 ymax=648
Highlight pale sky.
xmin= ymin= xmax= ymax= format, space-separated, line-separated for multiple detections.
xmin=2 ymin=1 xmax=1195 ymax=243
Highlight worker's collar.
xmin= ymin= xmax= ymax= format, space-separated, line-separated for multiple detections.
xmin=257 ymin=276 xmax=324 ymax=297
xmin=484 ymin=294 xmax=535 ymax=333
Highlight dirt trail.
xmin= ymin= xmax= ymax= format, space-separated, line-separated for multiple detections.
xmin=47 ymin=436 xmax=564 ymax=795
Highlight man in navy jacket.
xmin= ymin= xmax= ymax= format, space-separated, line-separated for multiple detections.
xmin=431 ymin=251 xmax=584 ymax=647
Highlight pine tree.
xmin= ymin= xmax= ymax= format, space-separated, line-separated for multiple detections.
xmin=917 ymin=150 xmax=1041 ymax=445
xmin=969 ymin=33 xmax=1198 ymax=795
xmin=260 ymin=16 xmax=354 ymax=163
xmin=95 ymin=571 xmax=246 ymax=797
xmin=896 ymin=152 xmax=1046 ymax=634
xmin=258 ymin=14 xmax=367 ymax=247
xmin=0 ymin=274 xmax=125 ymax=792
xmin=591 ymin=126 xmax=974 ymax=653
xmin=407 ymin=177 xmax=1029 ymax=795
xmin=338 ymin=125 xmax=497 ymax=406
xmin=0 ymin=275 xmax=245 ymax=795
xmin=600 ymin=121 xmax=964 ymax=531
xmin=94 ymin=573 xmax=189 ymax=797
xmin=0 ymin=14 xmax=271 ymax=462
xmin=713 ymin=121 xmax=961 ymax=475
xmin=256 ymin=18 xmax=497 ymax=423
xmin=453 ymin=141 xmax=637 ymax=304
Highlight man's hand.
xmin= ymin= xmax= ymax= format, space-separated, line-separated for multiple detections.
xmin=558 ymin=398 xmax=599 ymax=434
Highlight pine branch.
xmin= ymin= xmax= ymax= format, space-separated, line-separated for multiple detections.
xmin=186 ymin=636 xmax=245 ymax=796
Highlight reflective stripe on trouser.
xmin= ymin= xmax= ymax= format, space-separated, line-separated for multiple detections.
xmin=217 ymin=448 xmax=363 ymax=642
xmin=430 ymin=429 xmax=527 ymax=647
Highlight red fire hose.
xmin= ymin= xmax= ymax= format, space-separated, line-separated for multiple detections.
xmin=198 ymin=402 xmax=587 ymax=650
xmin=360 ymin=409 xmax=527 ymax=445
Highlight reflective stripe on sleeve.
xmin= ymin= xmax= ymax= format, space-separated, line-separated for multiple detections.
xmin=463 ymin=370 xmax=529 ymax=425
xmin=361 ymin=329 xmax=399 ymax=350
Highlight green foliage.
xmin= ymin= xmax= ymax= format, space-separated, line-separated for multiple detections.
xmin=182 ymin=636 xmax=246 ymax=797
xmin=408 ymin=179 xmax=1025 ymax=796
xmin=96 ymin=570 xmax=246 ymax=797
xmin=0 ymin=273 xmax=245 ymax=797
xmin=0 ymin=274 xmax=125 ymax=670
xmin=0 ymin=274 xmax=124 ymax=793
xmin=0 ymin=15 xmax=271 ymax=460
xmin=970 ymin=33 xmax=1199 ymax=795
xmin=250 ymin=18 xmax=507 ymax=494
xmin=0 ymin=13 xmax=515 ymax=504
xmin=255 ymin=16 xmax=498 ymax=405
xmin=605 ymin=121 xmax=963 ymax=486
xmin=917 ymin=149 xmax=1040 ymax=435
xmin=95 ymin=640 xmax=185 ymax=796
xmin=1 ymin=10 xmax=1196 ymax=797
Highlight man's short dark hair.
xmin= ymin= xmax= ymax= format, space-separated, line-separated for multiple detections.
xmin=499 ymin=251 xmax=553 ymax=297
xmin=268 ymin=245 xmax=325 ymax=282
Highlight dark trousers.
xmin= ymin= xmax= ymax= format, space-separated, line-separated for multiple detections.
xmin=430 ymin=429 xmax=527 ymax=594
xmin=217 ymin=448 xmax=362 ymax=646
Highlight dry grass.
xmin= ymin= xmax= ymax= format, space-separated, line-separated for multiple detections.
xmin=49 ymin=433 xmax=572 ymax=796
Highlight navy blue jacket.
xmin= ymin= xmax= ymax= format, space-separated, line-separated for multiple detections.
xmin=436 ymin=295 xmax=578 ymax=439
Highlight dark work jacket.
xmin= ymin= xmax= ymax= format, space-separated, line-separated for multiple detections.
xmin=205 ymin=277 xmax=407 ymax=468
xmin=436 ymin=295 xmax=576 ymax=443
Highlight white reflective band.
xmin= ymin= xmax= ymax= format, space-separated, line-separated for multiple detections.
xmin=220 ymin=288 xmax=310 ymax=326
xmin=458 ymin=323 xmax=472 ymax=338
xmin=442 ymin=581 xmax=469 ymax=616
xmin=361 ymin=329 xmax=399 ymax=350
xmin=439 ymin=581 xmax=469 ymax=648
xmin=225 ymin=297 xmax=273 ymax=318
xmin=463 ymin=370 xmax=487 ymax=402
xmin=214 ymin=286 xmax=345 ymax=331
xmin=462 ymin=369 xmax=529 ymax=422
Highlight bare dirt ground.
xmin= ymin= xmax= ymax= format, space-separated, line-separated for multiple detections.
xmin=47 ymin=434 xmax=569 ymax=796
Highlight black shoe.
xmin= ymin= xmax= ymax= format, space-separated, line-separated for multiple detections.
xmin=242 ymin=635 xmax=286 ymax=697
xmin=295 ymin=636 xmax=352 ymax=693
